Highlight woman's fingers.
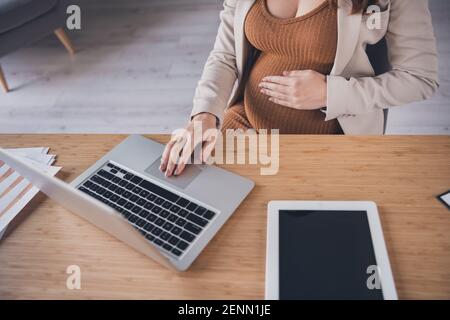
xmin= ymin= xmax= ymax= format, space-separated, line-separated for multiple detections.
xmin=174 ymin=134 xmax=195 ymax=176
xmin=259 ymin=81 xmax=290 ymax=94
xmin=165 ymin=135 xmax=187 ymax=177
xmin=175 ymin=128 xmax=218 ymax=175
xmin=201 ymin=129 xmax=219 ymax=164
xmin=260 ymin=87 xmax=290 ymax=101
xmin=159 ymin=138 xmax=177 ymax=172
xmin=262 ymin=76 xmax=293 ymax=86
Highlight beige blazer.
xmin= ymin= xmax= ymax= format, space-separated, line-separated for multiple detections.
xmin=191 ymin=0 xmax=439 ymax=134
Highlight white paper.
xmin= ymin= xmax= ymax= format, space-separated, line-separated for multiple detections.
xmin=0 ymin=147 xmax=61 ymax=234
xmin=440 ymin=192 xmax=450 ymax=207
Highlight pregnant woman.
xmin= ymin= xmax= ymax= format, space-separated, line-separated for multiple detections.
xmin=160 ymin=0 xmax=439 ymax=176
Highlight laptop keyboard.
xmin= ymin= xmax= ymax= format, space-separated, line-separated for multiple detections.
xmin=77 ymin=162 xmax=217 ymax=258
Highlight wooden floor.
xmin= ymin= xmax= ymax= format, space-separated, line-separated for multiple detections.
xmin=0 ymin=0 xmax=449 ymax=134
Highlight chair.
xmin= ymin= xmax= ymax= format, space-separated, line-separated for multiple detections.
xmin=0 ymin=0 xmax=75 ymax=93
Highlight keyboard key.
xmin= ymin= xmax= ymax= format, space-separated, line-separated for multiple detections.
xmin=129 ymin=215 xmax=138 ymax=223
xmin=132 ymin=186 xmax=142 ymax=194
xmin=155 ymin=218 xmax=165 ymax=226
xmin=89 ymin=184 xmax=99 ymax=192
xmin=117 ymin=198 xmax=127 ymax=206
xmin=171 ymin=248 xmax=182 ymax=256
xmin=140 ymin=190 xmax=150 ymax=198
xmin=186 ymin=203 xmax=198 ymax=212
xmin=178 ymin=209 xmax=189 ymax=217
xmin=176 ymin=198 xmax=190 ymax=208
xmin=185 ymin=222 xmax=202 ymax=235
xmin=171 ymin=226 xmax=182 ymax=235
xmin=155 ymin=197 xmax=164 ymax=205
xmin=160 ymin=231 xmax=171 ymax=241
xmin=119 ymin=180 xmax=128 ymax=187
xmin=108 ymin=184 xmax=118 ymax=192
xmin=107 ymin=163 xmax=114 ymax=168
xmin=131 ymin=176 xmax=143 ymax=184
xmin=98 ymin=170 xmax=114 ymax=180
xmin=122 ymin=210 xmax=132 ymax=219
xmin=103 ymin=191 xmax=113 ymax=199
xmin=147 ymin=213 xmax=157 ymax=222
xmin=125 ymin=202 xmax=134 ymax=210
xmin=91 ymin=175 xmax=102 ymax=183
xmin=97 ymin=187 xmax=106 ymax=195
xmin=177 ymin=240 xmax=188 ymax=251
xmin=154 ymin=238 xmax=164 ymax=246
xmin=151 ymin=227 xmax=162 ymax=236
xmin=168 ymin=236 xmax=179 ymax=246
xmin=144 ymin=223 xmax=154 ymax=233
xmin=203 ymin=210 xmax=216 ymax=220
xmin=144 ymin=202 xmax=154 ymax=210
xmin=162 ymin=201 xmax=172 ymax=209
xmin=175 ymin=218 xmax=187 ymax=227
xmin=112 ymin=177 xmax=121 ymax=184
xmin=137 ymin=198 xmax=147 ymax=206
xmin=163 ymin=243 xmax=173 ymax=251
xmin=110 ymin=194 xmax=120 ymax=202
xmin=125 ymin=183 xmax=135 ymax=190
xmin=147 ymin=193 xmax=157 ymax=202
xmin=116 ymin=187 xmax=125 ymax=195
xmin=186 ymin=213 xmax=208 ymax=227
xmin=194 ymin=206 xmax=207 ymax=215
xmin=139 ymin=210 xmax=150 ymax=219
xmin=169 ymin=205 xmax=181 ymax=213
xmin=168 ymin=214 xmax=178 ymax=222
xmin=145 ymin=234 xmax=155 ymax=242
xmin=110 ymin=169 xmax=118 ymax=174
xmin=139 ymin=180 xmax=179 ymax=202
xmin=137 ymin=218 xmax=146 ymax=227
xmin=83 ymin=181 xmax=93 ymax=188
xmin=130 ymin=195 xmax=139 ymax=202
xmin=162 ymin=222 xmax=174 ymax=231
xmin=180 ymin=231 xmax=195 ymax=243
xmin=123 ymin=191 xmax=132 ymax=199
xmin=151 ymin=206 xmax=162 ymax=214
xmin=79 ymin=187 xmax=89 ymax=194
xmin=101 ymin=180 xmax=111 ymax=188
xmin=159 ymin=210 xmax=170 ymax=218
xmin=124 ymin=173 xmax=134 ymax=180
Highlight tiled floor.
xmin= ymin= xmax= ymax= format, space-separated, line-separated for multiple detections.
xmin=0 ymin=0 xmax=449 ymax=134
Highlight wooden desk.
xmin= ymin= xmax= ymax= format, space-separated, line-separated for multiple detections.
xmin=0 ymin=135 xmax=449 ymax=299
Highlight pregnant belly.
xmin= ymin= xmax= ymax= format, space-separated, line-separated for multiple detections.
xmin=243 ymin=55 xmax=341 ymax=134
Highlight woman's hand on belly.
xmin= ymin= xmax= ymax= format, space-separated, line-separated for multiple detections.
xmin=259 ymin=70 xmax=327 ymax=110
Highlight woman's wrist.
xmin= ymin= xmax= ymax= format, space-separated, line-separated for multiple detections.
xmin=192 ymin=112 xmax=218 ymax=127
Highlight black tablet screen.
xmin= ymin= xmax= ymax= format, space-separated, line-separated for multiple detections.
xmin=279 ymin=210 xmax=383 ymax=300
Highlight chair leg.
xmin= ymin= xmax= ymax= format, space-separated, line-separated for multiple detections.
xmin=0 ymin=64 xmax=9 ymax=93
xmin=54 ymin=28 xmax=75 ymax=55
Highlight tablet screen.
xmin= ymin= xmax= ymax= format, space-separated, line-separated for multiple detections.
xmin=279 ymin=210 xmax=383 ymax=300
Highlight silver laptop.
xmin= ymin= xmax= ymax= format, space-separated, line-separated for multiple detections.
xmin=0 ymin=135 xmax=254 ymax=271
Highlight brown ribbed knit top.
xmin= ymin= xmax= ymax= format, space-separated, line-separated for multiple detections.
xmin=243 ymin=0 xmax=341 ymax=134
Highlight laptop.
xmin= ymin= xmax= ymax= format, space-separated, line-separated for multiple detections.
xmin=0 ymin=135 xmax=254 ymax=271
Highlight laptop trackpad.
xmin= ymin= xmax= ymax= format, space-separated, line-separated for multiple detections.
xmin=144 ymin=157 xmax=202 ymax=189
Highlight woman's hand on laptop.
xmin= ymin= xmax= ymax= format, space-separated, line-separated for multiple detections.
xmin=160 ymin=112 xmax=218 ymax=177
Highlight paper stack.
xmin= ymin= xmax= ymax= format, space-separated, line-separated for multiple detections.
xmin=0 ymin=147 xmax=61 ymax=240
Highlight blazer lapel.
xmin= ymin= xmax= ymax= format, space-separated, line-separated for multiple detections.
xmin=235 ymin=0 xmax=255 ymax=80
xmin=331 ymin=0 xmax=363 ymax=75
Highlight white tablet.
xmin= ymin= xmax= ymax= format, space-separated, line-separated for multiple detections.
xmin=265 ymin=201 xmax=398 ymax=300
